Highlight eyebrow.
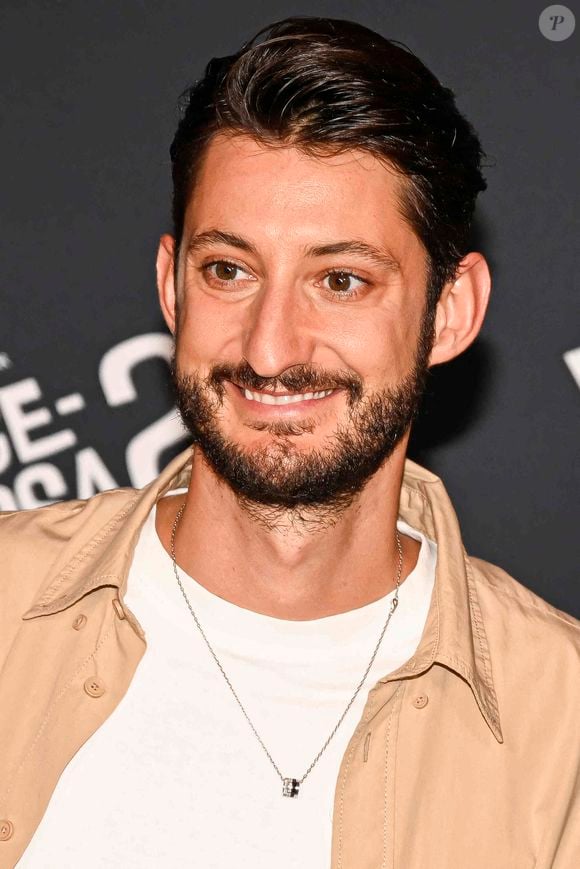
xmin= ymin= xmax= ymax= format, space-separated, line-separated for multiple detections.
xmin=185 ymin=229 xmax=400 ymax=272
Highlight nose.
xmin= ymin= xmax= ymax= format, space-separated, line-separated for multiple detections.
xmin=241 ymin=280 xmax=314 ymax=378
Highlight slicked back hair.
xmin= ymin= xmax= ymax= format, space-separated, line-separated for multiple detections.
xmin=169 ymin=16 xmax=487 ymax=317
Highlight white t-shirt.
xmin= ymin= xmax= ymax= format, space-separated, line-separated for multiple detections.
xmin=18 ymin=492 xmax=437 ymax=868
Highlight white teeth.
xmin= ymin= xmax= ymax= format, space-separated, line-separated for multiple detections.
xmin=242 ymin=388 xmax=334 ymax=405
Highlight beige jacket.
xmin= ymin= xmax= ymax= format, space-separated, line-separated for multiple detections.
xmin=0 ymin=446 xmax=578 ymax=868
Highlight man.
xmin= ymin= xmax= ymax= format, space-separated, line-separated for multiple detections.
xmin=1 ymin=15 xmax=578 ymax=869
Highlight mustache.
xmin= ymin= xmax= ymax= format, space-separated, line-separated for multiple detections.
xmin=206 ymin=360 xmax=364 ymax=403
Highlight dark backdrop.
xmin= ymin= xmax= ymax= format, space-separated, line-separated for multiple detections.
xmin=1 ymin=0 xmax=578 ymax=616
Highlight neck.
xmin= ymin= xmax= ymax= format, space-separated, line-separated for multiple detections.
xmin=156 ymin=441 xmax=420 ymax=620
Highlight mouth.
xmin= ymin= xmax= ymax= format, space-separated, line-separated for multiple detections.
xmin=227 ymin=381 xmax=340 ymax=414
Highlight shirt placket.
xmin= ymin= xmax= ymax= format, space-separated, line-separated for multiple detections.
xmin=331 ymin=679 xmax=406 ymax=869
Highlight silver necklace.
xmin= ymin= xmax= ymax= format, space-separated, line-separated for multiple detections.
xmin=170 ymin=503 xmax=403 ymax=798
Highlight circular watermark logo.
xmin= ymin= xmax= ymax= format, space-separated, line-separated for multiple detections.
xmin=539 ymin=5 xmax=576 ymax=40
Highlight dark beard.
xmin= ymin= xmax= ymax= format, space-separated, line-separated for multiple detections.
xmin=170 ymin=317 xmax=433 ymax=528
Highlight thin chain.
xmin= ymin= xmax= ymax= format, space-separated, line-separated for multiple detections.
xmin=170 ymin=502 xmax=403 ymax=788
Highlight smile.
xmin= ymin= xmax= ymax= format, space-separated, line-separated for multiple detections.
xmin=226 ymin=381 xmax=341 ymax=416
xmin=241 ymin=388 xmax=335 ymax=405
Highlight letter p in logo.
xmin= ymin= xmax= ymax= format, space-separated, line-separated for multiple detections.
xmin=539 ymin=5 xmax=576 ymax=40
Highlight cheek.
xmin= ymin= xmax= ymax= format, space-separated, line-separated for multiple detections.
xmin=336 ymin=308 xmax=420 ymax=386
xmin=175 ymin=297 xmax=241 ymax=369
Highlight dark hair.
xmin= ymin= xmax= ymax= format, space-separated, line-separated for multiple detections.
xmin=169 ymin=16 xmax=487 ymax=312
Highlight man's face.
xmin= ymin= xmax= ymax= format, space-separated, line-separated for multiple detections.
xmin=167 ymin=133 xmax=433 ymax=519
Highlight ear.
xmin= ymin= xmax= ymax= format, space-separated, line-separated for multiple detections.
xmin=156 ymin=234 xmax=177 ymax=335
xmin=429 ymin=252 xmax=491 ymax=366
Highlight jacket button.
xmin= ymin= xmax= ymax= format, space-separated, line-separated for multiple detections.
xmin=413 ymin=694 xmax=429 ymax=708
xmin=72 ymin=614 xmax=87 ymax=630
xmin=0 ymin=819 xmax=14 ymax=841
xmin=83 ymin=677 xmax=106 ymax=698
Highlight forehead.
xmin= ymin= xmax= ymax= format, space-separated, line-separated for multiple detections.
xmin=184 ymin=132 xmax=425 ymax=272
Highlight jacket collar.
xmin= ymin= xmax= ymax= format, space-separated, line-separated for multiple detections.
xmin=23 ymin=445 xmax=503 ymax=744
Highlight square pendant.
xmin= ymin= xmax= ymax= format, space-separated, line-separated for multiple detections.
xmin=282 ymin=778 xmax=300 ymax=798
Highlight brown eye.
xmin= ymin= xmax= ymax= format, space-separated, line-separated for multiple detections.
xmin=214 ymin=261 xmax=239 ymax=281
xmin=200 ymin=259 xmax=255 ymax=288
xmin=324 ymin=271 xmax=366 ymax=296
xmin=328 ymin=272 xmax=352 ymax=293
